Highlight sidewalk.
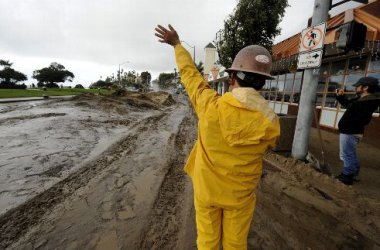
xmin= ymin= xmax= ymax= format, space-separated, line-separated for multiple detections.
xmin=308 ymin=127 xmax=380 ymax=200
xmin=0 ymin=95 xmax=75 ymax=103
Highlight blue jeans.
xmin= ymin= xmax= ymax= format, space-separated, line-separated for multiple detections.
xmin=339 ymin=133 xmax=360 ymax=176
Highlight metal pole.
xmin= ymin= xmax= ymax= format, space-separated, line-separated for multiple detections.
xmin=291 ymin=0 xmax=330 ymax=160
xmin=118 ymin=64 xmax=121 ymax=87
xmin=193 ymin=46 xmax=196 ymax=64
xmin=181 ymin=40 xmax=195 ymax=64
xmin=118 ymin=61 xmax=129 ymax=88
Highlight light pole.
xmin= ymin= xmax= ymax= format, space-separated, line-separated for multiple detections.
xmin=118 ymin=60 xmax=130 ymax=87
xmin=181 ymin=40 xmax=195 ymax=64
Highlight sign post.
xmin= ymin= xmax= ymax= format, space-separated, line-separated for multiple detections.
xmin=292 ymin=0 xmax=330 ymax=161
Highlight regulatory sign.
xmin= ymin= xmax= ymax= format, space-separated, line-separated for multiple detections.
xmin=297 ymin=50 xmax=323 ymax=69
xmin=299 ymin=22 xmax=326 ymax=53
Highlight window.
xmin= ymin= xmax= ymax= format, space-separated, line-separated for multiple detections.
xmin=293 ymin=78 xmax=302 ymax=92
xmin=316 ymin=93 xmax=324 ymax=106
xmin=316 ymin=64 xmax=330 ymax=107
xmin=325 ymin=75 xmax=340 ymax=108
xmin=325 ymin=93 xmax=338 ymax=108
xmin=269 ymin=76 xmax=278 ymax=101
xmin=266 ymin=52 xmax=379 ymax=123
xmin=348 ymin=56 xmax=367 ymax=74
xmin=346 ymin=74 xmax=365 ymax=91
xmin=319 ymin=63 xmax=330 ymax=78
xmin=283 ymin=73 xmax=294 ymax=103
xmin=263 ymin=79 xmax=271 ymax=91
xmin=329 ymin=75 xmax=344 ymax=89
xmin=317 ymin=80 xmax=326 ymax=92
xmin=367 ymin=54 xmax=380 ymax=114
xmin=345 ymin=56 xmax=367 ymax=91
xmin=291 ymin=78 xmax=302 ymax=103
xmin=270 ymin=76 xmax=278 ymax=91
xmin=284 ymin=78 xmax=294 ymax=92
xmin=276 ymin=74 xmax=286 ymax=102
xmin=368 ymin=54 xmax=380 ymax=72
xmin=330 ymin=60 xmax=346 ymax=75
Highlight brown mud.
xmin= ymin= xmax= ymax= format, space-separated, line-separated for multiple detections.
xmin=248 ymin=154 xmax=380 ymax=249
xmin=0 ymin=91 xmax=379 ymax=250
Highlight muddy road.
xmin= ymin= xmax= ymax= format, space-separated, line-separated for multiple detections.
xmin=0 ymin=92 xmax=198 ymax=249
xmin=1 ymin=91 xmax=379 ymax=250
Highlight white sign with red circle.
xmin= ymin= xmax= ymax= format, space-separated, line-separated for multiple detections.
xmin=299 ymin=22 xmax=326 ymax=53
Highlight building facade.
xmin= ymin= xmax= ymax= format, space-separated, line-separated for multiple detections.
xmin=203 ymin=43 xmax=217 ymax=81
xmin=209 ymin=0 xmax=380 ymax=148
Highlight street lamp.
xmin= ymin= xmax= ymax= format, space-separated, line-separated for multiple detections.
xmin=118 ymin=60 xmax=130 ymax=87
xmin=181 ymin=40 xmax=195 ymax=64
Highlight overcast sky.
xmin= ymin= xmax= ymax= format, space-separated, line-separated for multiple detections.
xmin=0 ymin=0 xmax=362 ymax=87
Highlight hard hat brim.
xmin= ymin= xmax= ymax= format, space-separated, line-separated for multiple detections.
xmin=225 ymin=68 xmax=274 ymax=80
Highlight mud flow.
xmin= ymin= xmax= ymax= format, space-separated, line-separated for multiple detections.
xmin=0 ymin=91 xmax=379 ymax=250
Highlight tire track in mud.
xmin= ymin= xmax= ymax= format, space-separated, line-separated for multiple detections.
xmin=139 ymin=113 xmax=197 ymax=250
xmin=0 ymin=113 xmax=67 ymax=125
xmin=0 ymin=112 xmax=168 ymax=250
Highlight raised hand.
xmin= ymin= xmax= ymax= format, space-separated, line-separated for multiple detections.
xmin=155 ymin=24 xmax=180 ymax=47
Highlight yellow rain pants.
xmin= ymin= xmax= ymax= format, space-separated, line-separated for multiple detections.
xmin=175 ymin=44 xmax=280 ymax=250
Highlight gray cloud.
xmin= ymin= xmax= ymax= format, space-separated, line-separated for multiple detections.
xmin=0 ymin=0 xmax=363 ymax=86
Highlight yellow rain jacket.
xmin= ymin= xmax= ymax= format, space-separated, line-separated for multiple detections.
xmin=175 ymin=44 xmax=280 ymax=209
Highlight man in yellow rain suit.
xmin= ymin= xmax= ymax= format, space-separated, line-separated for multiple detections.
xmin=155 ymin=24 xmax=280 ymax=250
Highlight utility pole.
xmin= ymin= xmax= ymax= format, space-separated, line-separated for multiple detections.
xmin=291 ymin=0 xmax=330 ymax=160
xmin=181 ymin=40 xmax=195 ymax=64
xmin=118 ymin=61 xmax=129 ymax=88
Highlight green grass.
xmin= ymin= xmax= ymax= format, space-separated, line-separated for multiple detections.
xmin=0 ymin=88 xmax=111 ymax=98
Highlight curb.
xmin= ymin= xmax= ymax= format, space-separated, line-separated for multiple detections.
xmin=0 ymin=96 xmax=75 ymax=103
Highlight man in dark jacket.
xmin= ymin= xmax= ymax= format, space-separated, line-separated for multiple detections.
xmin=335 ymin=76 xmax=380 ymax=185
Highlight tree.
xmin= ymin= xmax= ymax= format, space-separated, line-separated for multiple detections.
xmin=33 ymin=62 xmax=74 ymax=88
xmin=158 ymin=72 xmax=176 ymax=88
xmin=0 ymin=59 xmax=27 ymax=89
xmin=74 ymin=84 xmax=84 ymax=89
xmin=125 ymin=70 xmax=137 ymax=86
xmin=215 ymin=0 xmax=288 ymax=68
xmin=195 ymin=61 xmax=204 ymax=74
xmin=89 ymin=80 xmax=113 ymax=89
xmin=140 ymin=71 xmax=152 ymax=86
xmin=0 ymin=60 xmax=12 ymax=67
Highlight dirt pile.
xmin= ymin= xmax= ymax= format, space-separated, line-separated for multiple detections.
xmin=144 ymin=91 xmax=176 ymax=106
xmin=247 ymin=152 xmax=380 ymax=249
xmin=109 ymin=89 xmax=176 ymax=109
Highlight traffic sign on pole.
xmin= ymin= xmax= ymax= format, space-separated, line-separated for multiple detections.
xmin=299 ymin=22 xmax=326 ymax=53
xmin=297 ymin=49 xmax=323 ymax=69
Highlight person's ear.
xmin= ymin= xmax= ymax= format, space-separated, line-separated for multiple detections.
xmin=232 ymin=76 xmax=239 ymax=87
xmin=230 ymin=75 xmax=235 ymax=85
xmin=363 ymin=85 xmax=369 ymax=91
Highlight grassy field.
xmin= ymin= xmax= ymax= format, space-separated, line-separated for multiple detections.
xmin=0 ymin=88 xmax=111 ymax=98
